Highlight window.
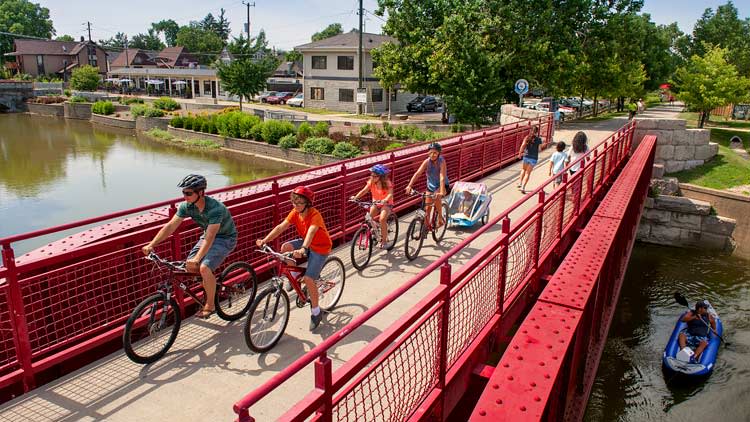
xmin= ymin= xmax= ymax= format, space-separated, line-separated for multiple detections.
xmin=88 ymin=46 xmax=98 ymax=67
xmin=36 ymin=55 xmax=44 ymax=75
xmin=337 ymin=55 xmax=354 ymax=70
xmin=391 ymin=89 xmax=398 ymax=101
xmin=339 ymin=88 xmax=354 ymax=102
xmin=310 ymin=87 xmax=324 ymax=100
xmin=312 ymin=56 xmax=327 ymax=69
xmin=371 ymin=88 xmax=383 ymax=102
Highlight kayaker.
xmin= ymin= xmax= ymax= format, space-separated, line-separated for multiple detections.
xmin=678 ymin=301 xmax=716 ymax=362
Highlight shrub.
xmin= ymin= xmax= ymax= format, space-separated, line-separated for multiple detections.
xmin=329 ymin=131 xmax=346 ymax=143
xmin=296 ymin=122 xmax=314 ymax=142
xmin=69 ymin=65 xmax=100 ymax=91
xmin=153 ymin=97 xmax=180 ymax=111
xmin=130 ymin=105 xmax=147 ymax=117
xmin=120 ymin=97 xmax=144 ymax=105
xmin=279 ymin=134 xmax=299 ymax=149
xmin=63 ymin=89 xmax=71 ymax=97
xmin=262 ymin=120 xmax=296 ymax=145
xmin=146 ymin=128 xmax=174 ymax=140
xmin=332 ymin=141 xmax=361 ymax=158
xmin=249 ymin=122 xmax=264 ymax=141
xmin=131 ymin=105 xmax=165 ymax=118
xmin=239 ymin=114 xmax=261 ymax=138
xmin=69 ymin=95 xmax=87 ymax=103
xmin=33 ymin=96 xmax=65 ymax=104
xmin=313 ymin=121 xmax=329 ymax=137
xmin=170 ymin=116 xmax=184 ymax=128
xmin=360 ymin=123 xmax=374 ymax=135
xmin=383 ymin=122 xmax=396 ymax=137
xmin=451 ymin=123 xmax=466 ymax=133
xmin=385 ymin=142 xmax=405 ymax=150
xmin=302 ymin=137 xmax=335 ymax=154
xmin=142 ymin=107 xmax=165 ymax=118
xmin=92 ymin=101 xmax=115 ymax=115
xmin=219 ymin=106 xmax=240 ymax=114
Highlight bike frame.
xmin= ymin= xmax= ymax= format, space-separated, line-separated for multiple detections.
xmin=412 ymin=191 xmax=441 ymax=233
xmin=266 ymin=252 xmax=311 ymax=305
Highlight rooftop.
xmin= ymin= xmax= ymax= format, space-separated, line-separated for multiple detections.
xmin=295 ymin=30 xmax=396 ymax=52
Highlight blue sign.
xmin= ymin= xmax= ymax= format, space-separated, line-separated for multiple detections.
xmin=514 ymin=79 xmax=529 ymax=96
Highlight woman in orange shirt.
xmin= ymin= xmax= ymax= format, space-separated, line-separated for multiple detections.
xmin=256 ymin=186 xmax=332 ymax=331
xmin=351 ymin=164 xmax=394 ymax=249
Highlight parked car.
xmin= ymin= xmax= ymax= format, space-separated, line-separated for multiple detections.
xmin=286 ymin=93 xmax=304 ymax=107
xmin=265 ymin=92 xmax=295 ymax=105
xmin=407 ymin=96 xmax=438 ymax=112
xmin=254 ymin=91 xmax=277 ymax=102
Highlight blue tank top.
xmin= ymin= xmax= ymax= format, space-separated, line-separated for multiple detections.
xmin=426 ymin=156 xmax=449 ymax=192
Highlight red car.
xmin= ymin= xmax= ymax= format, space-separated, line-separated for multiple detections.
xmin=265 ymin=92 xmax=295 ymax=105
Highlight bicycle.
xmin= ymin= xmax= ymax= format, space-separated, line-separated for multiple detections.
xmin=349 ymin=199 xmax=399 ymax=270
xmin=404 ymin=189 xmax=449 ymax=261
xmin=244 ymin=245 xmax=345 ymax=353
xmin=123 ymin=252 xmax=258 ymax=364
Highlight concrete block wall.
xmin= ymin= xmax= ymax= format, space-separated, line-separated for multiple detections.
xmin=26 ymin=102 xmax=64 ymax=117
xmin=0 ymin=80 xmax=33 ymax=112
xmin=64 ymin=102 xmax=92 ymax=120
xmin=136 ymin=116 xmax=169 ymax=132
xmin=91 ymin=114 xmax=137 ymax=129
xmin=633 ymin=118 xmax=717 ymax=173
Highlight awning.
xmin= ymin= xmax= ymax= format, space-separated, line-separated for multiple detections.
xmin=172 ymin=80 xmax=187 ymax=85
xmin=119 ymin=78 xmax=132 ymax=83
xmin=146 ymin=79 xmax=164 ymax=85
xmin=105 ymin=78 xmax=120 ymax=82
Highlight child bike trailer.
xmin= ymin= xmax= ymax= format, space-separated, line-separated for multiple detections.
xmin=446 ymin=181 xmax=492 ymax=227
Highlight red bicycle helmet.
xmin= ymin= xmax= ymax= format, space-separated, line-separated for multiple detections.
xmin=292 ymin=186 xmax=315 ymax=204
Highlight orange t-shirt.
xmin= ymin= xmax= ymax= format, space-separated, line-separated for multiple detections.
xmin=367 ymin=179 xmax=394 ymax=205
xmin=285 ymin=207 xmax=332 ymax=255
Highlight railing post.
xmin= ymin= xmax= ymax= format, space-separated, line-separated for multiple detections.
xmin=271 ymin=180 xmax=280 ymax=250
xmin=534 ymin=190 xmax=545 ymax=268
xmin=558 ymin=173 xmax=568 ymax=240
xmin=168 ymin=203 xmax=186 ymax=316
xmin=2 ymin=243 xmax=35 ymax=391
xmin=457 ymin=137 xmax=463 ymax=181
xmin=315 ymin=353 xmax=333 ymax=422
xmin=438 ymin=262 xmax=451 ymax=420
xmin=339 ymin=164 xmax=347 ymax=239
xmin=496 ymin=218 xmax=510 ymax=314
xmin=589 ymin=149 xmax=598 ymax=199
xmin=480 ymin=132 xmax=487 ymax=177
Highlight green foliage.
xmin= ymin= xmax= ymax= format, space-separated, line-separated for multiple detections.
xmin=119 ymin=97 xmax=143 ymax=105
xmin=153 ymin=97 xmax=180 ymax=111
xmin=170 ymin=116 xmax=184 ymax=128
xmin=63 ymin=89 xmax=71 ymax=97
xmin=302 ymin=137 xmax=335 ymax=154
xmin=311 ymin=23 xmax=343 ymax=42
xmin=688 ymin=2 xmax=750 ymax=76
xmin=98 ymin=32 xmax=128 ymax=49
xmin=184 ymin=139 xmax=222 ymax=149
xmin=451 ymin=123 xmax=466 ymax=133
xmin=249 ymin=122 xmax=264 ymax=141
xmin=69 ymin=65 xmax=100 ymax=91
xmin=313 ymin=121 xmax=329 ymax=137
xmin=131 ymin=105 xmax=165 ymax=118
xmin=332 ymin=141 xmax=361 ymax=158
xmin=360 ymin=123 xmax=374 ymax=135
xmin=175 ymin=24 xmax=224 ymax=64
xmin=296 ymin=122 xmax=313 ymax=142
xmin=279 ymin=134 xmax=299 ymax=149
xmin=55 ymin=35 xmax=74 ymax=42
xmin=92 ymin=101 xmax=115 ymax=115
xmin=214 ymin=111 xmax=261 ymax=138
xmin=68 ymin=95 xmax=86 ymax=103
xmin=146 ymin=128 xmax=174 ymax=140
xmin=151 ymin=19 xmax=180 ymax=47
xmin=385 ymin=142 xmax=405 ymax=150
xmin=216 ymin=57 xmax=278 ymax=107
xmin=284 ymin=50 xmax=302 ymax=63
xmin=0 ymin=66 xmax=10 ymax=79
xmin=0 ymin=0 xmax=55 ymax=62
xmin=129 ymin=28 xmax=165 ymax=51
xmin=262 ymin=120 xmax=296 ymax=145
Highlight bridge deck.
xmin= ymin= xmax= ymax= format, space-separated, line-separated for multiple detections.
xmin=0 ymin=107 xmax=679 ymax=422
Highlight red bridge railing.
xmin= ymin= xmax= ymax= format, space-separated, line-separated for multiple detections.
xmin=469 ymin=135 xmax=656 ymax=421
xmin=0 ymin=117 xmax=551 ymax=394
xmin=233 ymin=121 xmax=637 ymax=421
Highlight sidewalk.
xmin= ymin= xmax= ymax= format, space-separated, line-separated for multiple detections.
xmin=0 ymin=106 xmax=682 ymax=422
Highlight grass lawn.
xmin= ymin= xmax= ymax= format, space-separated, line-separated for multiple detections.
xmin=672 ymin=128 xmax=750 ymax=192
xmin=678 ymin=111 xmax=750 ymax=131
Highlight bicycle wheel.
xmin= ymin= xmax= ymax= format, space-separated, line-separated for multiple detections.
xmin=432 ymin=201 xmax=449 ymax=244
xmin=350 ymin=226 xmax=372 ymax=271
xmin=481 ymin=211 xmax=490 ymax=226
xmin=244 ymin=287 xmax=290 ymax=353
xmin=384 ymin=213 xmax=399 ymax=251
xmin=215 ymin=261 xmax=258 ymax=321
xmin=317 ymin=256 xmax=346 ymax=311
xmin=123 ymin=293 xmax=181 ymax=364
xmin=405 ymin=218 xmax=425 ymax=261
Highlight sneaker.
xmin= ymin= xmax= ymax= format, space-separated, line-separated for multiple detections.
xmin=309 ymin=312 xmax=323 ymax=331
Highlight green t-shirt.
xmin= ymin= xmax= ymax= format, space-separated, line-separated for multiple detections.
xmin=177 ymin=196 xmax=237 ymax=239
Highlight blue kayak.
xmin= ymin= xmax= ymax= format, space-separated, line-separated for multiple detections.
xmin=662 ymin=301 xmax=723 ymax=376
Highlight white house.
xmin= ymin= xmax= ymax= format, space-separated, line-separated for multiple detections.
xmin=295 ymin=30 xmax=417 ymax=114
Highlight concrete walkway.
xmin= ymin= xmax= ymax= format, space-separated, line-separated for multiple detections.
xmin=0 ymin=106 xmax=682 ymax=422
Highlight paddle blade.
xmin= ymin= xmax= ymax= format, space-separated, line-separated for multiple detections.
xmin=674 ymin=291 xmax=689 ymax=307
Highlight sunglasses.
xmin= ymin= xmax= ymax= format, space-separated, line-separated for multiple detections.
xmin=182 ymin=190 xmax=196 ymax=197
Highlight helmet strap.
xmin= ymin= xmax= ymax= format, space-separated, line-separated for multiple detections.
xmin=188 ymin=189 xmax=204 ymax=205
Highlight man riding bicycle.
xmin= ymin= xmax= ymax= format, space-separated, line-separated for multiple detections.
xmin=256 ymin=186 xmax=332 ymax=331
xmin=142 ymin=174 xmax=237 ymax=319
xmin=406 ymin=142 xmax=450 ymax=228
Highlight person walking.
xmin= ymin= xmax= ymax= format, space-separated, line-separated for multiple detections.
xmin=548 ymin=141 xmax=568 ymax=188
xmin=517 ymin=126 xmax=543 ymax=194
xmin=568 ymin=132 xmax=589 ymax=175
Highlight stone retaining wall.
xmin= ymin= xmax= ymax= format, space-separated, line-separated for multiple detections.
xmin=64 ymin=102 xmax=92 ymax=120
xmin=136 ymin=116 xmax=169 ymax=132
xmin=91 ymin=114 xmax=136 ymax=129
xmin=633 ymin=119 xmax=717 ymax=173
xmin=167 ymin=126 xmax=339 ymax=166
xmin=499 ymin=104 xmax=551 ymax=125
xmin=27 ymin=102 xmax=64 ymax=117
xmin=637 ymin=195 xmax=736 ymax=252
xmin=0 ymin=80 xmax=33 ymax=112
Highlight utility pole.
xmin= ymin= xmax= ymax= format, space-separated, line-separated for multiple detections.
xmin=357 ymin=0 xmax=364 ymax=114
xmin=87 ymin=21 xmax=92 ymax=42
xmin=242 ymin=1 xmax=255 ymax=52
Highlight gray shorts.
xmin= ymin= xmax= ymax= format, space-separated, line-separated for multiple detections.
xmin=187 ymin=236 xmax=237 ymax=271
xmin=287 ymin=238 xmax=328 ymax=280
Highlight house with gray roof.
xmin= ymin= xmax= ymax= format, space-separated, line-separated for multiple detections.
xmin=295 ymin=30 xmax=417 ymax=114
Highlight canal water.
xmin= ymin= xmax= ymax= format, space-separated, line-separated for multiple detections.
xmin=585 ymin=244 xmax=750 ymax=421
xmin=0 ymin=113 xmax=300 ymax=254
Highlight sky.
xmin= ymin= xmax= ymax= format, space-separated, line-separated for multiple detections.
xmin=37 ymin=0 xmax=750 ymax=51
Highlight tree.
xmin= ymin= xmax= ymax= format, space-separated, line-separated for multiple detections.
xmin=99 ymin=32 xmax=128 ymax=49
xmin=216 ymin=57 xmax=278 ymax=110
xmin=152 ymin=19 xmax=180 ymax=47
xmin=673 ymin=46 xmax=750 ymax=127
xmin=130 ymin=29 xmax=165 ymax=51
xmin=69 ymin=65 xmax=101 ymax=91
xmin=56 ymin=35 xmax=74 ymax=42
xmin=372 ymin=42 xmax=403 ymax=120
xmin=227 ymin=30 xmax=271 ymax=57
xmin=199 ymin=9 xmax=231 ymax=43
xmin=284 ymin=50 xmax=302 ymax=63
xmin=175 ymin=24 xmax=224 ymax=64
xmin=689 ymin=2 xmax=750 ymax=75
xmin=0 ymin=0 xmax=55 ymax=63
xmin=312 ymin=23 xmax=343 ymax=42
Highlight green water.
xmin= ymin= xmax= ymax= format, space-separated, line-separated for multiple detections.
xmin=0 ymin=113 xmax=300 ymax=254
xmin=584 ymin=244 xmax=750 ymax=421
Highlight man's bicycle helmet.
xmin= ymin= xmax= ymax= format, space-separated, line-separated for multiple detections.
xmin=177 ymin=174 xmax=207 ymax=190
xmin=370 ymin=164 xmax=390 ymax=176
xmin=428 ymin=142 xmax=442 ymax=152
xmin=292 ymin=186 xmax=315 ymax=205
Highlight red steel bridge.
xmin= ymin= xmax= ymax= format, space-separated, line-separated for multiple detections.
xmin=0 ymin=116 xmax=654 ymax=421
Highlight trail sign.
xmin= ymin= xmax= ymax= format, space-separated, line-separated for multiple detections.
xmin=514 ymin=79 xmax=529 ymax=96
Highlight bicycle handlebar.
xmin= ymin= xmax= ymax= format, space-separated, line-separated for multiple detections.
xmin=145 ymin=252 xmax=187 ymax=272
xmin=256 ymin=245 xmax=298 ymax=265
xmin=349 ymin=198 xmax=385 ymax=208
xmin=408 ymin=188 xmax=436 ymax=198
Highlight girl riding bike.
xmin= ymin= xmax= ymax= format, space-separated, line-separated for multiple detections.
xmin=406 ymin=142 xmax=450 ymax=229
xmin=351 ymin=164 xmax=394 ymax=249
